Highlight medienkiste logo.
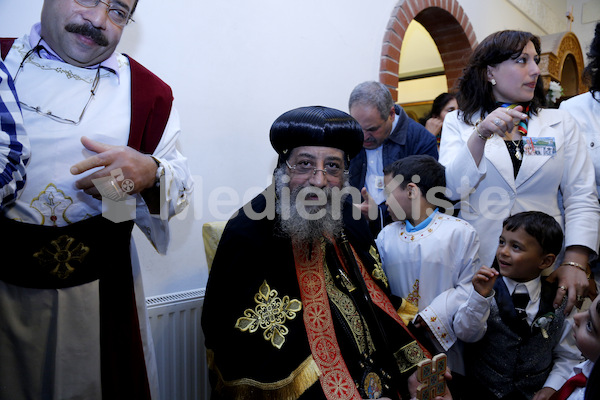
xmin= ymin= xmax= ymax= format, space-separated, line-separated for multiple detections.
xmin=92 ymin=168 xmax=136 ymax=223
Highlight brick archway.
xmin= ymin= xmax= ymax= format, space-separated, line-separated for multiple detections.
xmin=380 ymin=0 xmax=478 ymax=101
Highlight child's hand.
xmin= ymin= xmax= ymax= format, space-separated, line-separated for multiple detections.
xmin=354 ymin=187 xmax=379 ymax=221
xmin=408 ymin=368 xmax=454 ymax=400
xmin=531 ymin=386 xmax=555 ymax=400
xmin=472 ymin=266 xmax=499 ymax=298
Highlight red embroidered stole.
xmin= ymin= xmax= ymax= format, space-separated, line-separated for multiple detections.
xmin=293 ymin=239 xmax=428 ymax=400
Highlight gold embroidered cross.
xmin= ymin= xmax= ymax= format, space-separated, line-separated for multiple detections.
xmin=235 ymin=281 xmax=302 ymax=349
xmin=33 ymin=235 xmax=90 ymax=279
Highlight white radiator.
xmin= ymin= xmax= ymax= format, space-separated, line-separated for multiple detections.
xmin=146 ymin=288 xmax=210 ymax=400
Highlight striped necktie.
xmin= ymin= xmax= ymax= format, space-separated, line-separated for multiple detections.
xmin=499 ymin=103 xmax=530 ymax=136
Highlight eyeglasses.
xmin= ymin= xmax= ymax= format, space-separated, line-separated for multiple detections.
xmin=74 ymin=0 xmax=134 ymax=27
xmin=13 ymin=45 xmax=101 ymax=125
xmin=286 ymin=160 xmax=348 ymax=178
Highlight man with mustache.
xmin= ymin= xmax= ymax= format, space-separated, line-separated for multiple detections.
xmin=202 ymin=106 xmax=437 ymax=400
xmin=0 ymin=1 xmax=193 ymax=399
xmin=348 ymin=81 xmax=438 ymax=235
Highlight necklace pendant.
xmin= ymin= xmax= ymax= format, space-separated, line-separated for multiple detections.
xmin=515 ymin=149 xmax=522 ymax=160
xmin=362 ymin=371 xmax=383 ymax=399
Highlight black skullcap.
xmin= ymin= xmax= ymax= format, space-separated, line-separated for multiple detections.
xmin=270 ymin=106 xmax=364 ymax=164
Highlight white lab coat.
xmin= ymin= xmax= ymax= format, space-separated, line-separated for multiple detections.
xmin=439 ymin=108 xmax=600 ymax=267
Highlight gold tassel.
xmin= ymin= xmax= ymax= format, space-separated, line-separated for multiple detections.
xmin=208 ymin=350 xmax=321 ymax=400
xmin=397 ymin=298 xmax=419 ymax=326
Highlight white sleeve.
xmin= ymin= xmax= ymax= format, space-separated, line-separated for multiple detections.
xmin=558 ymin=110 xmax=600 ymax=255
xmin=452 ymin=287 xmax=493 ymax=343
xmin=438 ymin=111 xmax=487 ymax=202
xmin=134 ymin=106 xmax=194 ymax=254
xmin=0 ymin=62 xmax=30 ymax=207
xmin=375 ymin=228 xmax=386 ymax=265
xmin=420 ymin=226 xmax=481 ymax=350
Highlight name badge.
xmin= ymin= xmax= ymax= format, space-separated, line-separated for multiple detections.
xmin=524 ymin=137 xmax=556 ymax=157
xmin=375 ymin=176 xmax=385 ymax=189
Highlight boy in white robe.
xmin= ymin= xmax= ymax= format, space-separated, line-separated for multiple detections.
xmin=375 ymin=154 xmax=481 ymax=397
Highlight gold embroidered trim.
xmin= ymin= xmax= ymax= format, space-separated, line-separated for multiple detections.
xmin=235 ymin=281 xmax=302 ymax=349
xmin=207 ymin=349 xmax=320 ymax=400
xmin=33 ymin=235 xmax=90 ymax=279
xmin=369 ymin=246 xmax=389 ymax=288
xmin=294 ymin=239 xmax=361 ymax=399
xmin=394 ymin=340 xmax=426 ymax=373
xmin=323 ymin=255 xmax=374 ymax=355
xmin=406 ymin=279 xmax=420 ymax=308
xmin=30 ymin=183 xmax=74 ymax=226
xmin=397 ymin=217 xmax=443 ymax=242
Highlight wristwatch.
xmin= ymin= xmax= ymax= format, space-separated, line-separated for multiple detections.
xmin=151 ymin=156 xmax=164 ymax=188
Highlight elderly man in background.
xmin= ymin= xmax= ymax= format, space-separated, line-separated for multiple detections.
xmin=348 ymin=81 xmax=438 ymax=234
xmin=0 ymin=0 xmax=193 ymax=398
xmin=202 ymin=106 xmax=441 ymax=400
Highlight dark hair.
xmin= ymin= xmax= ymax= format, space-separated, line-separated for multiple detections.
xmin=586 ymin=357 xmax=600 ymax=400
xmin=430 ymin=92 xmax=457 ymax=118
xmin=457 ymin=30 xmax=546 ymax=124
xmin=383 ymin=154 xmax=446 ymax=196
xmin=419 ymin=92 xmax=457 ymax=126
xmin=502 ymin=211 xmax=563 ymax=255
xmin=130 ymin=0 xmax=139 ymax=16
xmin=583 ymin=22 xmax=600 ymax=101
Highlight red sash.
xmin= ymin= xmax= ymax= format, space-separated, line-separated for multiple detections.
xmin=0 ymin=38 xmax=13 ymax=61
xmin=293 ymin=240 xmax=429 ymax=400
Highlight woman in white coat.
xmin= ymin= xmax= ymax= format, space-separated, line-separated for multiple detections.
xmin=560 ymin=22 xmax=600 ymax=293
xmin=560 ymin=22 xmax=600 ymax=200
xmin=439 ymin=30 xmax=600 ymax=313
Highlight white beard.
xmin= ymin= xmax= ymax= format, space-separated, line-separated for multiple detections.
xmin=274 ymin=166 xmax=348 ymax=242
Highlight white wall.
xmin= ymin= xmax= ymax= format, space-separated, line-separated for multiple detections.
xmin=1 ymin=0 xmax=597 ymax=296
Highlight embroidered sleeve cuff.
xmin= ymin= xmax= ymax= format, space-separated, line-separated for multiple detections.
xmin=151 ymin=156 xmax=193 ymax=220
xmin=420 ymin=307 xmax=457 ymax=351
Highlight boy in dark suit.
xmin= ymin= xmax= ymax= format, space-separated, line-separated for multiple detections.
xmin=453 ymin=211 xmax=583 ymax=400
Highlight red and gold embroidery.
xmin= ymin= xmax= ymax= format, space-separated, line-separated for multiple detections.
xmin=294 ymin=241 xmax=359 ymax=400
xmin=294 ymin=239 xmax=430 ymax=400
xmin=407 ymin=280 xmax=421 ymax=308
xmin=398 ymin=217 xmax=444 ymax=242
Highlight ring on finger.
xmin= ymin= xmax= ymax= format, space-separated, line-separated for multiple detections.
xmin=493 ymin=118 xmax=502 ymax=127
xmin=558 ymin=285 xmax=567 ymax=291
